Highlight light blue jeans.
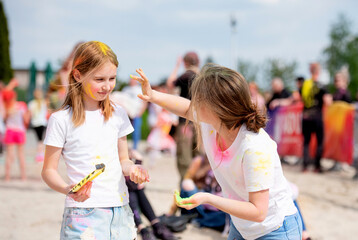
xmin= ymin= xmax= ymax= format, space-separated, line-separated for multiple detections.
xmin=60 ymin=205 xmax=136 ymax=240
xmin=228 ymin=211 xmax=302 ymax=240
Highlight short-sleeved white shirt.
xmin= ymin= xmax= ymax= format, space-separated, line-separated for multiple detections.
xmin=28 ymin=99 xmax=48 ymax=127
xmin=201 ymin=123 xmax=297 ymax=240
xmin=44 ymin=105 xmax=134 ymax=208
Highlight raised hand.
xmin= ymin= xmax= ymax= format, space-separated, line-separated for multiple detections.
xmin=130 ymin=68 xmax=153 ymax=102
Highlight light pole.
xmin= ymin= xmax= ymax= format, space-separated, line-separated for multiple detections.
xmin=230 ymin=14 xmax=237 ymax=70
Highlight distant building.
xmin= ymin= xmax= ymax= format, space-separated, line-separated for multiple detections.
xmin=13 ymin=68 xmax=53 ymax=89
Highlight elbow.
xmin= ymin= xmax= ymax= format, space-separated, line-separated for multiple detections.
xmin=254 ymin=211 xmax=267 ymax=223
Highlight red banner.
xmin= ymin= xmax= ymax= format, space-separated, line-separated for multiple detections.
xmin=267 ymin=102 xmax=355 ymax=165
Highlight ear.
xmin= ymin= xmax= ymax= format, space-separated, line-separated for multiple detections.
xmin=73 ymin=69 xmax=81 ymax=82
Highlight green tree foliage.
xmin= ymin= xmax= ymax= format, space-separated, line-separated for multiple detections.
xmin=237 ymin=59 xmax=258 ymax=83
xmin=323 ymin=14 xmax=358 ymax=97
xmin=0 ymin=1 xmax=13 ymax=83
xmin=263 ymin=58 xmax=297 ymax=91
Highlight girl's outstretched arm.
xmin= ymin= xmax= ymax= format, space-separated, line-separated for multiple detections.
xmin=131 ymin=68 xmax=193 ymax=122
xmin=118 ymin=136 xmax=149 ymax=184
xmin=177 ymin=190 xmax=269 ymax=223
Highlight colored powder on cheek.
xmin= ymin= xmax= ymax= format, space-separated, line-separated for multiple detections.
xmin=85 ymin=83 xmax=96 ymax=99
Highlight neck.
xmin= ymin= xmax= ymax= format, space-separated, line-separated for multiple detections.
xmin=216 ymin=125 xmax=240 ymax=151
xmin=83 ymin=95 xmax=100 ymax=111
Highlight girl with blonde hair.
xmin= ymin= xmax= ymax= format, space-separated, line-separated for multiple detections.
xmin=42 ymin=41 xmax=149 ymax=239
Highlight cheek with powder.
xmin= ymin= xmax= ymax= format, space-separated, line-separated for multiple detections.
xmin=84 ymin=83 xmax=97 ymax=100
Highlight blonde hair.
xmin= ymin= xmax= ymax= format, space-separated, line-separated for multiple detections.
xmin=60 ymin=41 xmax=118 ymax=127
xmin=189 ymin=64 xmax=267 ymax=146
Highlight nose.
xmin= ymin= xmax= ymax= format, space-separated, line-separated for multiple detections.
xmin=103 ymin=81 xmax=112 ymax=92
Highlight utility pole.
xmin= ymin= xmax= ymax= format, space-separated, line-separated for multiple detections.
xmin=230 ymin=14 xmax=237 ymax=70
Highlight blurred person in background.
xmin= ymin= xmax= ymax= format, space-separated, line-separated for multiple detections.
xmin=3 ymin=86 xmax=30 ymax=181
xmin=0 ymin=82 xmax=5 ymax=154
xmin=28 ymin=88 xmax=48 ymax=162
xmin=300 ymin=62 xmax=332 ymax=173
xmin=121 ymin=76 xmax=148 ymax=150
xmin=266 ymin=77 xmax=292 ymax=111
xmin=249 ymin=82 xmax=266 ymax=113
xmin=328 ymin=71 xmax=352 ymax=172
xmin=146 ymin=83 xmax=177 ymax=167
xmin=332 ymin=71 xmax=352 ymax=103
xmin=126 ymin=149 xmax=177 ymax=240
xmin=166 ymin=52 xmax=200 ymax=183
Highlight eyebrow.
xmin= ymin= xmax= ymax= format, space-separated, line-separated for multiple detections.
xmin=94 ymin=75 xmax=117 ymax=78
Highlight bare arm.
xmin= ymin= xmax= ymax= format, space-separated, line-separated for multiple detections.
xmin=166 ymin=57 xmax=182 ymax=89
xmin=131 ymin=68 xmax=193 ymax=122
xmin=41 ymin=145 xmax=71 ymax=195
xmin=42 ymin=145 xmax=92 ymax=202
xmin=118 ymin=136 xmax=149 ymax=183
xmin=179 ymin=189 xmax=269 ymax=222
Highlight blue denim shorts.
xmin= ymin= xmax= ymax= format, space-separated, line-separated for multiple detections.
xmin=228 ymin=211 xmax=303 ymax=240
xmin=60 ymin=205 xmax=136 ymax=240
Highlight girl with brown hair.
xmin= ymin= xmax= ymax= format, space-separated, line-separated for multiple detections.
xmin=132 ymin=64 xmax=302 ymax=240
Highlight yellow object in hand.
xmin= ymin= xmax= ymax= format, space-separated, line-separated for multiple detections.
xmin=69 ymin=163 xmax=105 ymax=193
xmin=174 ymin=190 xmax=192 ymax=206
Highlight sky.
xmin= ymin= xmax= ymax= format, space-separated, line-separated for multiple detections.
xmin=2 ymin=0 xmax=358 ymax=88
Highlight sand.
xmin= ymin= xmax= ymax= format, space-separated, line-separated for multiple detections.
xmin=0 ymin=131 xmax=357 ymax=240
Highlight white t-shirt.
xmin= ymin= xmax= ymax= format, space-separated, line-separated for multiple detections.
xmin=28 ymin=99 xmax=48 ymax=127
xmin=44 ymin=105 xmax=134 ymax=208
xmin=6 ymin=102 xmax=27 ymax=132
xmin=201 ymin=123 xmax=297 ymax=240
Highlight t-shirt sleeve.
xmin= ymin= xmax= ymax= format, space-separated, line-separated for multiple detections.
xmin=242 ymin=148 xmax=274 ymax=192
xmin=117 ymin=107 xmax=134 ymax=138
xmin=43 ymin=115 xmax=66 ymax=148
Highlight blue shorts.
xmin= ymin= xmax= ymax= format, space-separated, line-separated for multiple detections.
xmin=228 ymin=211 xmax=303 ymax=240
xmin=60 ymin=205 xmax=136 ymax=240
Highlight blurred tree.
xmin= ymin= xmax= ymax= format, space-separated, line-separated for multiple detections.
xmin=323 ymin=14 xmax=351 ymax=79
xmin=263 ymin=58 xmax=297 ymax=91
xmin=237 ymin=59 xmax=258 ymax=83
xmin=346 ymin=36 xmax=358 ymax=97
xmin=204 ymin=56 xmax=215 ymax=64
xmin=323 ymin=14 xmax=358 ymax=98
xmin=0 ymin=1 xmax=13 ymax=84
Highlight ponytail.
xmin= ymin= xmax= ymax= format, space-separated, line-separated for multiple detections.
xmin=244 ymin=103 xmax=267 ymax=133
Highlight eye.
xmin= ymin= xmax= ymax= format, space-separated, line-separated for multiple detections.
xmin=110 ymin=77 xmax=116 ymax=81
xmin=95 ymin=78 xmax=104 ymax=82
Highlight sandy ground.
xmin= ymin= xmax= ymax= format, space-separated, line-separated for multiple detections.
xmin=0 ymin=130 xmax=358 ymax=240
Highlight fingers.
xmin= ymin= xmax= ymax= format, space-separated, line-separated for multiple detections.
xmin=137 ymin=94 xmax=150 ymax=101
xmin=130 ymin=165 xmax=150 ymax=184
xmin=136 ymin=68 xmax=149 ymax=82
xmin=130 ymin=68 xmax=148 ymax=84
xmin=69 ymin=181 xmax=92 ymax=202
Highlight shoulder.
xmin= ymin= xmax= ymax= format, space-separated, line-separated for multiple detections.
xmin=112 ymin=104 xmax=128 ymax=116
xmin=49 ymin=108 xmax=71 ymax=122
xmin=241 ymin=127 xmax=275 ymax=152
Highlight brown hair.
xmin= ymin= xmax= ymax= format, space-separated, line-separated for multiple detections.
xmin=183 ymin=52 xmax=199 ymax=67
xmin=189 ymin=64 xmax=267 ymax=146
xmin=60 ymin=41 xmax=118 ymax=127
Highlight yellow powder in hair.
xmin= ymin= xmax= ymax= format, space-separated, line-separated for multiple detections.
xmin=94 ymin=41 xmax=109 ymax=55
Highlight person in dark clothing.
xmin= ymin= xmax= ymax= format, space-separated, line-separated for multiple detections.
xmin=300 ymin=63 xmax=332 ymax=173
xmin=166 ymin=52 xmax=200 ymax=183
xmin=126 ymin=150 xmax=177 ymax=240
xmin=333 ymin=71 xmax=352 ymax=103
xmin=266 ymin=77 xmax=292 ymax=111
